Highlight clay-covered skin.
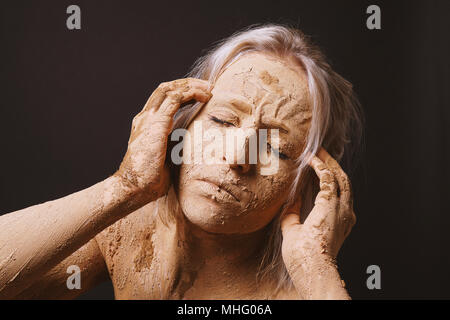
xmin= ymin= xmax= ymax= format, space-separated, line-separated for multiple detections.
xmin=0 ymin=53 xmax=355 ymax=300
xmin=115 ymin=78 xmax=212 ymax=202
xmin=0 ymin=78 xmax=212 ymax=298
xmin=178 ymin=53 xmax=312 ymax=234
xmin=281 ymin=149 xmax=356 ymax=299
xmin=94 ymin=53 xmax=354 ymax=299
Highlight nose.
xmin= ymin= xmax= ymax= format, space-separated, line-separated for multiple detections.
xmin=225 ymin=134 xmax=253 ymax=174
xmin=230 ymin=158 xmax=251 ymax=174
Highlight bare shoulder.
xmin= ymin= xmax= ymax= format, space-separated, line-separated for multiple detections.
xmin=94 ymin=198 xmax=183 ymax=298
xmin=94 ymin=200 xmax=161 ymax=277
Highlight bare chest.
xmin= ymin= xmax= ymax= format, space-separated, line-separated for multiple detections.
xmin=94 ymin=208 xmax=300 ymax=299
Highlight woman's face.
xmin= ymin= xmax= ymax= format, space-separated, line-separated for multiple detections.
xmin=177 ymin=52 xmax=312 ymax=234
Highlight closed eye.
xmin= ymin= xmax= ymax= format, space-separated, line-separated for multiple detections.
xmin=209 ymin=115 xmax=235 ymax=127
xmin=268 ymin=143 xmax=289 ymax=160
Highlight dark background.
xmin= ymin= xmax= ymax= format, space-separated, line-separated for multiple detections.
xmin=1 ymin=0 xmax=449 ymax=299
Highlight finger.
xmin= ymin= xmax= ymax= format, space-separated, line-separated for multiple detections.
xmin=140 ymin=78 xmax=211 ymax=114
xmin=129 ymin=79 xmax=211 ymax=148
xmin=181 ymin=88 xmax=212 ymax=103
xmin=309 ymin=156 xmax=338 ymax=206
xmin=142 ymin=82 xmax=172 ymax=113
xmin=158 ymin=89 xmax=211 ymax=116
xmin=343 ymin=209 xmax=357 ymax=236
xmin=281 ymin=214 xmax=300 ymax=237
xmin=317 ymin=149 xmax=356 ymax=240
xmin=317 ymin=148 xmax=353 ymax=208
xmin=281 ymin=194 xmax=301 ymax=227
xmin=156 ymin=79 xmax=212 ymax=116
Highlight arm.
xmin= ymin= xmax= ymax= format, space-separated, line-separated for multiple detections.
xmin=0 ymin=175 xmax=145 ymax=299
xmin=0 ymin=78 xmax=212 ymax=299
xmin=13 ymin=238 xmax=108 ymax=299
xmin=281 ymin=148 xmax=356 ymax=300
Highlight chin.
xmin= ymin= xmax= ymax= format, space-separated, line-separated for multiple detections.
xmin=178 ymin=194 xmax=270 ymax=235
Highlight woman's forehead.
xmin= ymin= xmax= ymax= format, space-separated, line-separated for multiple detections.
xmin=214 ymin=52 xmax=308 ymax=96
xmin=211 ymin=53 xmax=311 ymax=122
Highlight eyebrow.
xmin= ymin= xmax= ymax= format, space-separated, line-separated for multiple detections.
xmin=229 ymin=98 xmax=253 ymax=115
xmin=261 ymin=119 xmax=290 ymax=134
xmin=221 ymin=95 xmax=290 ymax=133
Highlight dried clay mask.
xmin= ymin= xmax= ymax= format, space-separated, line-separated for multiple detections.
xmin=177 ymin=52 xmax=312 ymax=234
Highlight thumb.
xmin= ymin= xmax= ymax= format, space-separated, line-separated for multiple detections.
xmin=281 ymin=214 xmax=300 ymax=235
xmin=281 ymin=196 xmax=302 ymax=236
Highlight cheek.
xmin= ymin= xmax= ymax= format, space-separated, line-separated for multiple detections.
xmin=176 ymin=164 xmax=199 ymax=209
xmin=177 ymin=163 xmax=189 ymax=188
xmin=249 ymin=162 xmax=296 ymax=211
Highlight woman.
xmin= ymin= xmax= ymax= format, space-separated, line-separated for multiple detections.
xmin=0 ymin=24 xmax=362 ymax=299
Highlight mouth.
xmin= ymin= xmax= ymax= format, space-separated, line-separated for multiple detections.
xmin=196 ymin=178 xmax=241 ymax=203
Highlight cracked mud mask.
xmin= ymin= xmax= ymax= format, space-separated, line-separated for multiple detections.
xmin=177 ymin=52 xmax=312 ymax=234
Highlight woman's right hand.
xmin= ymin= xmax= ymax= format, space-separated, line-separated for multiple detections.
xmin=115 ymin=78 xmax=212 ymax=203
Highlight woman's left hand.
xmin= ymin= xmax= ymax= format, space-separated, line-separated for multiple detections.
xmin=280 ymin=148 xmax=356 ymax=299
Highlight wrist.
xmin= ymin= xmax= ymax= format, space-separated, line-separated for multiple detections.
xmin=103 ymin=174 xmax=153 ymax=219
xmin=113 ymin=168 xmax=164 ymax=200
xmin=287 ymin=253 xmax=349 ymax=300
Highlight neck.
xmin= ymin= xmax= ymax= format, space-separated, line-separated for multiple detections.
xmin=182 ymin=217 xmax=269 ymax=274
xmin=171 ymin=216 xmax=278 ymax=299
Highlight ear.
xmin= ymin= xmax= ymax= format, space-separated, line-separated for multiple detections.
xmin=280 ymin=196 xmax=302 ymax=235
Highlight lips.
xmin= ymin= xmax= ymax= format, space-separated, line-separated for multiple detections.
xmin=196 ymin=178 xmax=241 ymax=202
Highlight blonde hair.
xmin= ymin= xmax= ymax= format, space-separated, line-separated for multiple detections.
xmin=159 ymin=23 xmax=363 ymax=290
